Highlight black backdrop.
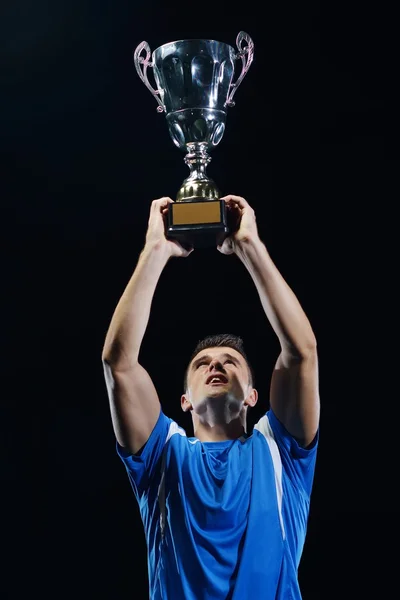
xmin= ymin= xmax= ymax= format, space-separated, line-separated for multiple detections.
xmin=2 ymin=1 xmax=396 ymax=598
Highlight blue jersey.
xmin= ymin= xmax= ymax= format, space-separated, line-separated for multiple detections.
xmin=117 ymin=407 xmax=318 ymax=599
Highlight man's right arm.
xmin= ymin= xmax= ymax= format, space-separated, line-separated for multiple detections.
xmin=101 ymin=197 xmax=193 ymax=455
xmin=102 ymin=243 xmax=170 ymax=455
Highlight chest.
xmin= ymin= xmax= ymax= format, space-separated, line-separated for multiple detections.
xmin=163 ymin=440 xmax=276 ymax=531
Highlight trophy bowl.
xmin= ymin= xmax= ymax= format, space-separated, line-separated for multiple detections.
xmin=134 ymin=31 xmax=254 ymax=248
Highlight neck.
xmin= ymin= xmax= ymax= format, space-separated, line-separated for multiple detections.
xmin=192 ymin=414 xmax=247 ymax=442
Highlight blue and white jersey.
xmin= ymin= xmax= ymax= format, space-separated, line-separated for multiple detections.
xmin=117 ymin=407 xmax=318 ymax=599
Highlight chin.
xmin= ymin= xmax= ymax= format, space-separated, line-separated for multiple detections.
xmin=206 ymin=386 xmax=229 ymax=395
xmin=207 ymin=389 xmax=240 ymax=404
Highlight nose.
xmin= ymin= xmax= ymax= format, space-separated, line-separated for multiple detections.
xmin=209 ymin=359 xmax=225 ymax=373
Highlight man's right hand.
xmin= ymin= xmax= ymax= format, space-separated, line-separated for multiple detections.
xmin=145 ymin=197 xmax=194 ymax=258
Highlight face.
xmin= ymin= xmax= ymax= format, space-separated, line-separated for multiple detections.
xmin=181 ymin=346 xmax=257 ymax=417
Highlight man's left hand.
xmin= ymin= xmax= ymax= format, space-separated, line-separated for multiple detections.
xmin=217 ymin=195 xmax=259 ymax=255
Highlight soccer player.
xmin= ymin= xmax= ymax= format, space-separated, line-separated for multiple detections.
xmin=102 ymin=195 xmax=320 ymax=599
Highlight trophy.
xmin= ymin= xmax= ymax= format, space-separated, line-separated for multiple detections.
xmin=133 ymin=31 xmax=254 ymax=248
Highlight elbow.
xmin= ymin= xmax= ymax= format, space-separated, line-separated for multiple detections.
xmin=303 ymin=335 xmax=317 ymax=357
xmin=101 ymin=353 xmax=115 ymax=373
xmin=298 ymin=339 xmax=318 ymax=361
xmin=101 ymin=348 xmax=139 ymax=372
xmin=284 ymin=337 xmax=317 ymax=362
xmin=101 ymin=340 xmax=125 ymax=367
xmin=101 ymin=346 xmax=114 ymax=365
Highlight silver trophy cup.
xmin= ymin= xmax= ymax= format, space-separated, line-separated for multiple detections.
xmin=134 ymin=31 xmax=254 ymax=248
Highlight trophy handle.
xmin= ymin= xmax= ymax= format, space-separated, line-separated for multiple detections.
xmin=133 ymin=41 xmax=165 ymax=113
xmin=226 ymin=31 xmax=254 ymax=108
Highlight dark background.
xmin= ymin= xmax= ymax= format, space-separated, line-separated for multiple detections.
xmin=2 ymin=1 xmax=396 ymax=598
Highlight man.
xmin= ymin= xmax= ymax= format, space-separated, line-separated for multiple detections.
xmin=102 ymin=195 xmax=320 ymax=599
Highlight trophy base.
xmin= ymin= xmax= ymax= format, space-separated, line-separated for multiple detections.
xmin=166 ymin=200 xmax=229 ymax=249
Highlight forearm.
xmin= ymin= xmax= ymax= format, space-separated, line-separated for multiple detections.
xmin=235 ymin=238 xmax=316 ymax=357
xmin=101 ymin=242 xmax=171 ymax=369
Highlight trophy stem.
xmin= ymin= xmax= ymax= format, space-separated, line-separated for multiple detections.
xmin=176 ymin=142 xmax=220 ymax=203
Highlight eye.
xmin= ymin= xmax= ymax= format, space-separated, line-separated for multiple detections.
xmin=225 ymin=360 xmax=235 ymax=365
xmin=196 ymin=361 xmax=208 ymax=368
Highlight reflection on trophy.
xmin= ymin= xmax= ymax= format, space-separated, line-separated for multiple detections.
xmin=133 ymin=32 xmax=254 ymax=248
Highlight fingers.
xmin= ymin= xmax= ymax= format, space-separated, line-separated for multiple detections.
xmin=220 ymin=195 xmax=249 ymax=209
xmin=148 ymin=197 xmax=173 ymax=224
xmin=152 ymin=197 xmax=173 ymax=204
xmin=150 ymin=196 xmax=173 ymax=212
xmin=221 ymin=195 xmax=255 ymax=223
xmin=217 ymin=236 xmax=234 ymax=255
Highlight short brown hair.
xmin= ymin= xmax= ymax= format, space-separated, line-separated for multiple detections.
xmin=183 ymin=333 xmax=255 ymax=392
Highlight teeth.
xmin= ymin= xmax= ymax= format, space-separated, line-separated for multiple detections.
xmin=210 ymin=377 xmax=223 ymax=383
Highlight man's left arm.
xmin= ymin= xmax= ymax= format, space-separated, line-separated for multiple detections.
xmin=218 ymin=195 xmax=319 ymax=448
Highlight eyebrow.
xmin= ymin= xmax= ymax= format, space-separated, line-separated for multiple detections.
xmin=191 ymin=353 xmax=241 ymax=370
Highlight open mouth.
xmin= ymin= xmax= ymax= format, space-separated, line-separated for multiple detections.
xmin=206 ymin=375 xmax=228 ymax=385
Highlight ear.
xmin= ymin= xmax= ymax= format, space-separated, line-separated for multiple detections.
xmin=181 ymin=393 xmax=193 ymax=413
xmin=245 ymin=387 xmax=258 ymax=408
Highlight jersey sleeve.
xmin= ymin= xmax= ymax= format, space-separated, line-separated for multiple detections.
xmin=116 ymin=408 xmax=173 ymax=502
xmin=266 ymin=408 xmax=318 ymax=496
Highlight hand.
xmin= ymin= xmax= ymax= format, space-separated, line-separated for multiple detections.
xmin=145 ymin=197 xmax=194 ymax=258
xmin=217 ymin=195 xmax=259 ymax=255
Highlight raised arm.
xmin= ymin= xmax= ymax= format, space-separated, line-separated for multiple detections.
xmin=101 ymin=197 xmax=193 ymax=454
xmin=218 ymin=195 xmax=319 ymax=448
